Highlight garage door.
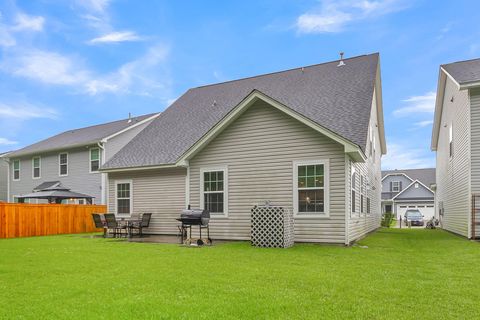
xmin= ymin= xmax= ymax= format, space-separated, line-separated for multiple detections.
xmin=396 ymin=204 xmax=435 ymax=220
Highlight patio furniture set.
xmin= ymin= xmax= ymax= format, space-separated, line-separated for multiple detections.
xmin=91 ymin=213 xmax=152 ymax=238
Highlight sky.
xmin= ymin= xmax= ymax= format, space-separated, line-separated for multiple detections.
xmin=0 ymin=0 xmax=479 ymax=170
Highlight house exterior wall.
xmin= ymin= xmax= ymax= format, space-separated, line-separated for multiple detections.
xmin=347 ymin=90 xmax=382 ymax=243
xmin=469 ymin=88 xmax=480 ymax=195
xmin=435 ymin=76 xmax=471 ymax=237
xmin=108 ymin=168 xmax=187 ymax=234
xmin=188 ymin=100 xmax=347 ymax=243
xmin=395 ymin=183 xmax=434 ymax=199
xmin=0 ymin=157 xmax=8 ymax=201
xmin=9 ymin=145 xmax=102 ymax=203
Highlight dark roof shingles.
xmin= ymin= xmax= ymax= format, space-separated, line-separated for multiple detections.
xmin=442 ymin=58 xmax=480 ymax=85
xmin=381 ymin=168 xmax=436 ymax=187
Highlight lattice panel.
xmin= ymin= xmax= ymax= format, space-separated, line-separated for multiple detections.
xmin=251 ymin=205 xmax=294 ymax=248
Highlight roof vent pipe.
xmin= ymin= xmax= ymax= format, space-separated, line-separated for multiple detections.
xmin=337 ymin=52 xmax=345 ymax=67
xmin=127 ymin=112 xmax=132 ymax=123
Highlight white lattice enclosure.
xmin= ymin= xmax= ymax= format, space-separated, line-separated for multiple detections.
xmin=251 ymin=204 xmax=294 ymax=248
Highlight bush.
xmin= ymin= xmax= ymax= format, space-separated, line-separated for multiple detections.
xmin=382 ymin=212 xmax=395 ymax=228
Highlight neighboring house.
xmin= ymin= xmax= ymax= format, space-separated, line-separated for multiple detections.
xmin=381 ymin=168 xmax=435 ymax=220
xmin=101 ymin=53 xmax=387 ymax=244
xmin=5 ymin=113 xmax=159 ymax=204
xmin=0 ymin=152 xmax=10 ymax=202
xmin=432 ymin=57 xmax=480 ymax=239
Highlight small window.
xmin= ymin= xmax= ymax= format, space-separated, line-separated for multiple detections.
xmin=449 ymin=124 xmax=453 ymax=158
xmin=59 ymin=153 xmax=68 ymax=176
xmin=32 ymin=156 xmax=41 ymax=179
xmin=367 ymin=197 xmax=371 ymax=214
xmin=351 ymin=167 xmax=356 ymax=215
xmin=116 ymin=181 xmax=132 ymax=215
xmin=13 ymin=160 xmax=20 ymax=181
xmin=201 ymin=168 xmax=228 ymax=215
xmin=360 ymin=175 xmax=365 ymax=214
xmin=90 ymin=148 xmax=100 ymax=172
xmin=392 ymin=181 xmax=400 ymax=192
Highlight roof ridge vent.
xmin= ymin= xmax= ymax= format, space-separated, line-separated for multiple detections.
xmin=337 ymin=52 xmax=346 ymax=67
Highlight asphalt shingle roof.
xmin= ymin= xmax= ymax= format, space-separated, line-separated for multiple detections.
xmin=382 ymin=168 xmax=436 ymax=188
xmin=103 ymin=53 xmax=379 ymax=169
xmin=442 ymin=58 xmax=480 ymax=85
xmin=9 ymin=113 xmax=157 ymax=157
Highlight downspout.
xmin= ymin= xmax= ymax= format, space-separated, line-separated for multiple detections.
xmin=97 ymin=142 xmax=106 ymax=205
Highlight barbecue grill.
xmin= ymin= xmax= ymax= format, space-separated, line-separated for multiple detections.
xmin=176 ymin=208 xmax=212 ymax=246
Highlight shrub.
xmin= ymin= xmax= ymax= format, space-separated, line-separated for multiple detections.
xmin=382 ymin=212 xmax=395 ymax=228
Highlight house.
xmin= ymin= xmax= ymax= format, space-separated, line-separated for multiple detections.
xmin=431 ymin=57 xmax=480 ymax=239
xmin=0 ymin=152 xmax=10 ymax=202
xmin=381 ymin=168 xmax=435 ymax=220
xmin=101 ymin=53 xmax=387 ymax=244
xmin=5 ymin=113 xmax=159 ymax=204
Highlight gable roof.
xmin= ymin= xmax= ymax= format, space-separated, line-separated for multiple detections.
xmin=442 ymin=58 xmax=480 ymax=88
xmin=382 ymin=168 xmax=435 ymax=188
xmin=392 ymin=179 xmax=434 ymax=201
xmin=103 ymin=53 xmax=384 ymax=170
xmin=8 ymin=113 xmax=159 ymax=158
xmin=432 ymin=58 xmax=480 ymax=150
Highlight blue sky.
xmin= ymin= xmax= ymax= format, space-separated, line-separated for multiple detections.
xmin=0 ymin=0 xmax=479 ymax=169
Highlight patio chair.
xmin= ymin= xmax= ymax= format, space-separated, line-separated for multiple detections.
xmin=104 ymin=213 xmax=127 ymax=238
xmin=129 ymin=213 xmax=152 ymax=238
xmin=91 ymin=213 xmax=107 ymax=238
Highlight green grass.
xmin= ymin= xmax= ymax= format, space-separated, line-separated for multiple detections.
xmin=1 ymin=229 xmax=480 ymax=319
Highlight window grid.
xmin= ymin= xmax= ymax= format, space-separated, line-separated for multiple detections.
xmin=32 ymin=157 xmax=40 ymax=178
xmin=13 ymin=160 xmax=20 ymax=180
xmin=90 ymin=148 xmax=100 ymax=172
xmin=297 ymin=164 xmax=325 ymax=214
xmin=116 ymin=182 xmax=131 ymax=215
xmin=59 ymin=153 xmax=68 ymax=176
xmin=203 ymin=171 xmax=225 ymax=214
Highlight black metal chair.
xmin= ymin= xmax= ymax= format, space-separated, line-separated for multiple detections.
xmin=129 ymin=213 xmax=152 ymax=237
xmin=91 ymin=213 xmax=107 ymax=238
xmin=104 ymin=213 xmax=126 ymax=238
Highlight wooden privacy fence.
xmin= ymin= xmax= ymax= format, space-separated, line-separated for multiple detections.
xmin=0 ymin=203 xmax=107 ymax=239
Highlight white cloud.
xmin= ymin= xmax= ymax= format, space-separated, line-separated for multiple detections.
xmin=76 ymin=0 xmax=111 ymax=13
xmin=88 ymin=31 xmax=142 ymax=44
xmin=414 ymin=120 xmax=433 ymax=128
xmin=393 ymin=91 xmax=436 ymax=116
xmin=296 ymin=0 xmax=409 ymax=34
xmin=382 ymin=142 xmax=435 ymax=170
xmin=12 ymin=13 xmax=45 ymax=31
xmin=2 ymin=49 xmax=90 ymax=85
xmin=0 ymin=102 xmax=58 ymax=120
xmin=0 ymin=137 xmax=18 ymax=146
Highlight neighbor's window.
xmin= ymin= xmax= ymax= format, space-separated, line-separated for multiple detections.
xmin=116 ymin=181 xmax=132 ymax=215
xmin=32 ymin=156 xmax=41 ymax=179
xmin=59 ymin=153 xmax=68 ymax=176
xmin=13 ymin=160 xmax=20 ymax=181
xmin=361 ymin=175 xmax=365 ymax=214
xmin=201 ymin=169 xmax=227 ymax=215
xmin=392 ymin=181 xmax=400 ymax=192
xmin=295 ymin=162 xmax=328 ymax=215
xmin=90 ymin=148 xmax=100 ymax=172
xmin=351 ymin=167 xmax=356 ymax=214
xmin=449 ymin=124 xmax=453 ymax=158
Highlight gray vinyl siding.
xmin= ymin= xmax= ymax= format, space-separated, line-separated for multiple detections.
xmin=347 ymin=90 xmax=382 ymax=242
xmin=108 ymin=168 xmax=187 ymax=234
xmin=188 ymin=100 xmax=347 ymax=243
xmin=395 ymin=183 xmax=434 ymax=200
xmin=104 ymin=118 xmax=155 ymax=161
xmin=0 ymin=158 xmax=8 ymax=201
xmin=470 ymin=88 xmax=480 ymax=194
xmin=9 ymin=146 xmax=102 ymax=203
xmin=435 ymin=77 xmax=471 ymax=237
xmin=381 ymin=174 xmax=412 ymax=199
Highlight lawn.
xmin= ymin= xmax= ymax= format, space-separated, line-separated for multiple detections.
xmin=1 ymin=229 xmax=480 ymax=319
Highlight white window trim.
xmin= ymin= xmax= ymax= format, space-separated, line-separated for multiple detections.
xmin=114 ymin=179 xmax=133 ymax=216
xmin=59 ymin=152 xmax=69 ymax=177
xmin=200 ymin=166 xmax=228 ymax=217
xmin=392 ymin=181 xmax=400 ymax=192
xmin=293 ymin=159 xmax=330 ymax=218
xmin=13 ymin=159 xmax=20 ymax=181
xmin=32 ymin=156 xmax=41 ymax=179
xmin=351 ymin=165 xmax=358 ymax=217
xmin=89 ymin=147 xmax=100 ymax=173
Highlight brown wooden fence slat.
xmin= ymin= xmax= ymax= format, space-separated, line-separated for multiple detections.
xmin=0 ymin=203 xmax=107 ymax=239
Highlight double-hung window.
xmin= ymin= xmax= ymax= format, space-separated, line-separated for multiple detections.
xmin=115 ymin=180 xmax=132 ymax=215
xmin=361 ymin=175 xmax=365 ymax=214
xmin=392 ymin=181 xmax=400 ymax=192
xmin=13 ymin=160 xmax=20 ymax=181
xmin=201 ymin=168 xmax=227 ymax=216
xmin=59 ymin=153 xmax=68 ymax=176
xmin=294 ymin=160 xmax=329 ymax=216
xmin=32 ymin=157 xmax=41 ymax=179
xmin=351 ymin=166 xmax=356 ymax=215
xmin=90 ymin=148 xmax=100 ymax=172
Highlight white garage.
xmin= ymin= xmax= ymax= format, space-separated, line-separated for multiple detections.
xmin=395 ymin=203 xmax=435 ymax=220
